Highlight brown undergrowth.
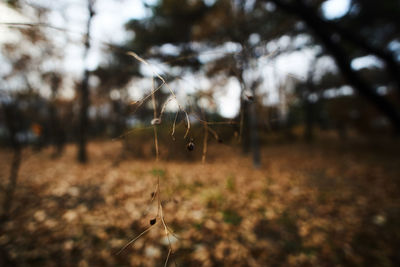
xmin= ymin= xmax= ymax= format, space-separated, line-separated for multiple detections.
xmin=0 ymin=140 xmax=400 ymax=266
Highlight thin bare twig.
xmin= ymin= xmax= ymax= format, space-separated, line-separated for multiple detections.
xmin=202 ymin=121 xmax=209 ymax=164
xmin=152 ymin=79 xmax=160 ymax=161
xmin=171 ymin=111 xmax=179 ymax=141
xmin=127 ymin=51 xmax=191 ymax=140
xmin=116 ymin=224 xmax=157 ymax=255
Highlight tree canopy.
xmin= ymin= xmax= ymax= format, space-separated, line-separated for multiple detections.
xmin=97 ymin=0 xmax=400 ymax=132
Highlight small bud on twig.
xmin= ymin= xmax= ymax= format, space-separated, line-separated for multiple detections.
xmin=243 ymin=89 xmax=254 ymax=102
xmin=187 ymin=138 xmax=195 ymax=151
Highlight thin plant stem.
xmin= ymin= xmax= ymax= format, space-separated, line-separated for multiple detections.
xmin=171 ymin=111 xmax=179 ymax=141
xmin=116 ymin=224 xmax=157 ymax=255
xmin=202 ymin=117 xmax=209 ymax=164
xmin=127 ymin=51 xmax=191 ymax=139
xmin=152 ymin=79 xmax=159 ymax=161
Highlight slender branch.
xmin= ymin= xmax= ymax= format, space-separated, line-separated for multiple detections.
xmin=265 ymin=0 xmax=400 ymax=132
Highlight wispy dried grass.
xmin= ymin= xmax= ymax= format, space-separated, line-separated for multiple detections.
xmin=127 ymin=52 xmax=191 ymax=140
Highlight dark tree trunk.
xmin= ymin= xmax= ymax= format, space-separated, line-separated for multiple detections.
xmin=265 ymin=0 xmax=400 ymax=133
xmin=78 ymin=69 xmax=90 ymax=163
xmin=49 ymin=74 xmax=65 ymax=158
xmin=240 ymin=99 xmax=251 ymax=154
xmin=249 ymin=87 xmax=261 ymax=168
xmin=308 ymin=10 xmax=400 ymax=99
xmin=2 ymin=147 xmax=21 ymax=221
xmin=1 ymin=104 xmax=22 ymax=223
xmin=77 ymin=0 xmax=95 ymax=163
xmin=236 ymin=65 xmax=250 ymax=154
xmin=304 ymin=61 xmax=317 ymax=142
xmin=237 ymin=63 xmax=261 ymax=167
xmin=304 ymin=98 xmax=314 ymax=142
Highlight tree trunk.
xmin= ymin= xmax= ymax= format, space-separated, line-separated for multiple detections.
xmin=1 ymin=148 xmax=21 ymax=221
xmin=311 ymin=11 xmax=400 ymax=99
xmin=77 ymin=0 xmax=95 ymax=163
xmin=249 ymin=93 xmax=261 ymax=168
xmin=1 ymin=105 xmax=22 ymax=222
xmin=240 ymin=99 xmax=250 ymax=154
xmin=266 ymin=0 xmax=400 ymax=133
xmin=78 ymin=69 xmax=90 ymax=163
xmin=304 ymin=98 xmax=314 ymax=142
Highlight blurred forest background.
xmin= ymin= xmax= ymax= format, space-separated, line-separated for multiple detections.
xmin=1 ymin=0 xmax=400 ymax=266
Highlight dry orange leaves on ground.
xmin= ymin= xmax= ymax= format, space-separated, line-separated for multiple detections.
xmin=0 ymin=141 xmax=399 ymax=266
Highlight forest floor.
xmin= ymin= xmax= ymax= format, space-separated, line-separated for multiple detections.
xmin=0 ymin=139 xmax=400 ymax=266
